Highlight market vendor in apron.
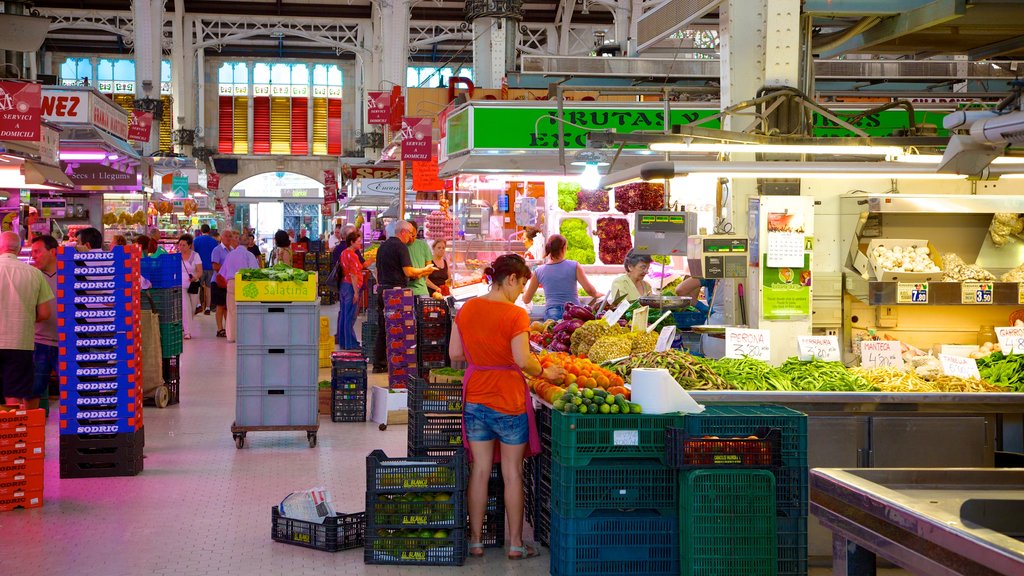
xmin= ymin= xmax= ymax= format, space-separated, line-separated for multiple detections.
xmin=449 ymin=254 xmax=565 ymax=560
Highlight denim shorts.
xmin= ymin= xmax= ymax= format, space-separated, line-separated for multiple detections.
xmin=463 ymin=402 xmax=528 ymax=445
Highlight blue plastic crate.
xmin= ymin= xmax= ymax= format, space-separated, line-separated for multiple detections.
xmin=59 ymin=400 xmax=141 ymax=422
xmin=57 ymin=275 xmax=136 ymax=292
xmin=777 ymin=515 xmax=808 ymax=576
xmin=57 ymin=331 xmax=138 ymax=350
xmin=672 ymin=310 xmax=708 ymax=329
xmin=57 ymin=245 xmax=142 ymax=262
xmin=58 ymin=371 xmax=139 ymax=389
xmin=60 ymin=385 xmax=140 ymax=408
xmin=59 ymin=416 xmax=142 ymax=436
xmin=549 ymin=510 xmax=679 ymax=576
xmin=682 ymin=404 xmax=807 ymax=467
xmin=59 ymin=379 xmax=138 ymax=394
xmin=55 ymin=292 xmax=138 ymax=308
xmin=58 ymin=361 xmax=139 ymax=380
xmin=139 ymin=254 xmax=182 ymax=289
xmin=62 ymin=349 xmax=126 ymax=364
xmin=57 ymin=310 xmax=138 ymax=332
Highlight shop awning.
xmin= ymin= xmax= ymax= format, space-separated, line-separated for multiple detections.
xmin=60 ymin=125 xmax=142 ymax=162
xmin=23 ymin=160 xmax=74 ymax=190
xmin=438 ymin=148 xmax=688 ymax=178
xmin=340 ymin=193 xmax=396 ymax=209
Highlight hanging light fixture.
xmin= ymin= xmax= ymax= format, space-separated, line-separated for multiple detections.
xmin=571 ymin=150 xmax=609 ymax=190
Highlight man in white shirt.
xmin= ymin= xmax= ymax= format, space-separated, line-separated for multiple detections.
xmin=217 ymin=230 xmax=259 ymax=343
xmin=0 ymin=232 xmax=54 ymax=409
xmin=327 ymin=223 xmax=344 ymax=252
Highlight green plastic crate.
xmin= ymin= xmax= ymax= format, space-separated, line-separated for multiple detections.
xmin=682 ymin=404 xmax=807 ymax=467
xmin=159 ymin=321 xmax=183 ymax=358
xmin=550 ymin=409 xmax=683 ymax=467
xmin=680 ymin=469 xmax=777 ymax=576
xmin=550 ymin=458 xmax=676 ymax=518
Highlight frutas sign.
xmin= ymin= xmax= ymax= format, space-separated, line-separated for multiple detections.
xmin=41 ymin=88 xmax=129 ymax=140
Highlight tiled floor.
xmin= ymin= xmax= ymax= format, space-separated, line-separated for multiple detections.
xmin=0 ymin=310 xmax=903 ymax=576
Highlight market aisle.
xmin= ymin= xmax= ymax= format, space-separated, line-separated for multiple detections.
xmin=1 ymin=311 xmax=901 ymax=576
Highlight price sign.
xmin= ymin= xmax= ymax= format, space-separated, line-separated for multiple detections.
xmin=631 ymin=306 xmax=649 ymax=333
xmin=655 ymin=326 xmax=677 ymax=352
xmin=996 ymin=327 xmax=1024 ymax=355
xmin=604 ymin=299 xmax=631 ymax=327
xmin=860 ymin=340 xmax=905 ymax=370
xmin=897 ymin=282 xmax=929 ymax=304
xmin=798 ymin=336 xmax=841 ymax=362
xmin=961 ymin=282 xmax=994 ymax=305
xmin=725 ymin=328 xmax=772 ymax=362
xmin=939 ymin=354 xmax=981 ymax=379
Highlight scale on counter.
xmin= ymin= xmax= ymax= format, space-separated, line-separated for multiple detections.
xmin=37 ymin=197 xmax=67 ymax=219
xmin=686 ymin=234 xmax=750 ymax=279
xmin=462 ymin=205 xmax=490 ymax=236
xmin=632 ymin=211 xmax=698 ymax=256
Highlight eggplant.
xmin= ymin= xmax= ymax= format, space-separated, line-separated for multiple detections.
xmin=564 ymin=303 xmax=595 ymax=321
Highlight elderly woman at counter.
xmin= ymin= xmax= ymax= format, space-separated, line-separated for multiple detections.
xmin=607 ymin=250 xmax=654 ymax=303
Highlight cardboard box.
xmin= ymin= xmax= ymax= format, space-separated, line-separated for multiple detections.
xmin=0 ymin=424 xmax=44 ymax=446
xmin=866 ymin=239 xmax=944 ymax=282
xmin=0 ymin=487 xmax=43 ymax=512
xmin=0 ymin=409 xmax=46 ymax=429
xmin=370 ymin=386 xmax=408 ymax=426
xmin=0 ymin=458 xmax=43 ymax=480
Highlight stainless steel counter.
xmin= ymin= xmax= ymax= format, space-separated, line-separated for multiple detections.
xmin=688 ymin=391 xmax=1024 ymax=414
xmin=811 ymin=468 xmax=1024 ymax=576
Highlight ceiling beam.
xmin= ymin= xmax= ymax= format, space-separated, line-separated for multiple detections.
xmin=817 ymin=0 xmax=967 ymax=58
xmin=804 ymin=0 xmax=941 ymax=16
xmin=968 ymin=33 xmax=1024 ymax=59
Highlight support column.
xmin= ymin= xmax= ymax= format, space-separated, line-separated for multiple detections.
xmin=378 ymin=0 xmax=411 ymax=90
xmin=171 ymin=0 xmax=196 ymax=155
xmin=134 ymin=0 xmax=164 ymax=155
xmin=467 ymin=1 xmax=523 ymax=88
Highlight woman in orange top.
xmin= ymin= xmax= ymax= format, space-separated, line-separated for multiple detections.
xmin=450 ymin=254 xmax=565 ymax=560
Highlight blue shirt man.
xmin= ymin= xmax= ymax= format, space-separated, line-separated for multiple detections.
xmin=193 ymin=225 xmax=218 ymax=272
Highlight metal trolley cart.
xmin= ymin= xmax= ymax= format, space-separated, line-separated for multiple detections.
xmin=229 ymin=274 xmax=321 ymax=448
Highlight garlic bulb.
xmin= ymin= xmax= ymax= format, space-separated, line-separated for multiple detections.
xmin=872 ymin=244 xmax=940 ymax=273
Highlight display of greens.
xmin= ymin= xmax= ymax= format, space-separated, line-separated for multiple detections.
xmin=560 ymin=218 xmax=596 ymax=264
xmin=239 ymin=263 xmax=310 ymax=282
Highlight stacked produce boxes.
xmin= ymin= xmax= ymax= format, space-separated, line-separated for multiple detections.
xmin=235 ymin=302 xmax=319 ymax=426
xmin=547 ymin=408 xmax=682 ymax=576
xmin=673 ymin=405 xmax=808 ymax=576
xmin=318 ymin=316 xmax=331 ymax=369
xmin=331 ymin=351 xmax=367 ymax=422
xmin=141 ymin=256 xmax=183 ymax=404
xmin=524 ymin=402 xmax=552 ymax=545
xmin=364 ymin=449 xmax=468 ymax=566
xmin=0 ymin=409 xmax=45 ymax=511
xmin=414 ymin=297 xmax=450 ymax=379
xmin=362 ymin=285 xmax=380 ymax=365
xmin=408 ymin=372 xmax=506 ymax=548
xmin=383 ymin=288 xmax=415 ymax=389
xmin=56 ymin=246 xmax=144 ymax=478
xmin=302 ymin=250 xmax=336 ymax=306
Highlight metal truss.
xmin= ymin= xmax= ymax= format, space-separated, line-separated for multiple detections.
xmin=519 ymin=23 xmax=555 ymax=54
xmin=38 ymin=8 xmax=175 ymax=52
xmin=409 ymin=20 xmax=470 ymax=52
xmin=191 ymin=15 xmax=370 ymax=57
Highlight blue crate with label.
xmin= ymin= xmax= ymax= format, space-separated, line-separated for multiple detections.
xmin=59 ymin=378 xmax=139 ymax=395
xmin=549 ymin=510 xmax=679 ymax=576
xmin=61 ymin=349 xmax=131 ymax=364
xmin=57 ymin=330 xmax=139 ymax=349
xmin=140 ymin=254 xmax=182 ymax=289
xmin=59 ymin=416 xmax=142 ymax=436
xmin=56 ymin=306 xmax=138 ymax=329
xmin=57 ymin=245 xmax=142 ymax=262
xmin=57 ymin=360 xmax=139 ymax=380
xmin=56 ymin=275 xmax=136 ymax=292
xmin=56 ymin=290 xmax=139 ymax=308
xmin=56 ymin=322 xmax=135 ymax=340
xmin=59 ymin=386 xmax=140 ymax=410
xmin=60 ymin=403 xmax=142 ymax=426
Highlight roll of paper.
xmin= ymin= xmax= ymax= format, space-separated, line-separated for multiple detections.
xmin=629 ymin=367 xmax=705 ymax=414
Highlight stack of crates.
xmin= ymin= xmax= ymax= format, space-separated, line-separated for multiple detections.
xmin=672 ymin=405 xmax=809 ymax=576
xmin=524 ymin=402 xmax=552 ymax=545
xmin=414 ymin=297 xmax=450 ymax=379
xmin=364 ymin=449 xmax=468 ymax=566
xmin=235 ymin=302 xmax=319 ymax=427
xmin=56 ymin=246 xmax=144 ymax=478
xmin=383 ymin=288 xmax=415 ymax=389
xmin=318 ymin=316 xmax=332 ymax=369
xmin=0 ymin=409 xmax=45 ymax=511
xmin=140 ymin=254 xmax=183 ymax=359
xmin=331 ymin=351 xmax=367 ymax=422
xmin=547 ymin=408 xmax=683 ymax=576
xmin=362 ymin=284 xmax=381 ymax=364
xmin=407 ymin=373 xmax=505 ymax=548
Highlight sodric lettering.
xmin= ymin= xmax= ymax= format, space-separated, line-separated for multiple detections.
xmin=75 ymin=309 xmax=115 ymax=319
xmin=74 ymin=324 xmax=116 ymax=334
xmin=76 ymin=382 xmax=118 ymax=391
xmin=75 ymin=425 xmax=120 ymax=433
xmin=74 ymin=296 xmax=116 ymax=304
xmin=76 ymin=410 xmax=121 ymax=419
xmin=75 ymin=353 xmax=117 ymax=362
xmin=75 ymin=367 xmax=119 ymax=376
xmin=75 ymin=396 xmax=119 ymax=406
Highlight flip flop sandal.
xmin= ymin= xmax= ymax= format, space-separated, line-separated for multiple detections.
xmin=507 ymin=544 xmax=540 ymax=560
xmin=468 ymin=542 xmax=485 ymax=558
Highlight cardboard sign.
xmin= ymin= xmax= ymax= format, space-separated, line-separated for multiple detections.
xmin=0 ymin=81 xmax=41 ymax=141
xmin=798 ymin=335 xmax=841 ymax=362
xmin=939 ymin=354 xmax=981 ymax=379
xmin=655 ymin=325 xmax=676 ymax=352
xmin=996 ymin=327 xmax=1024 ymax=355
xmin=860 ymin=340 xmax=904 ymax=370
xmin=412 ymin=151 xmax=444 ymax=192
xmin=367 ymin=91 xmax=391 ymax=125
xmin=401 ymin=117 xmax=432 ymax=161
xmin=725 ymin=328 xmax=771 ymax=362
xmin=128 ymin=109 xmax=153 ymax=142
xmin=603 ymin=299 xmax=631 ymax=327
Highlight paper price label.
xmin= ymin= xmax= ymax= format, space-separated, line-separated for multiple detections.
xmin=939 ymin=354 xmax=981 ymax=379
xmin=604 ymin=299 xmax=631 ymax=326
xmin=996 ymin=327 xmax=1024 ymax=355
xmin=961 ymin=282 xmax=994 ymax=305
xmin=655 ymin=326 xmax=676 ymax=352
xmin=613 ymin=430 xmax=639 ymax=446
xmin=725 ymin=328 xmax=772 ymax=362
xmin=897 ymin=282 xmax=929 ymax=304
xmin=798 ymin=336 xmax=841 ymax=362
xmin=631 ymin=306 xmax=649 ymax=333
xmin=860 ymin=340 xmax=905 ymax=370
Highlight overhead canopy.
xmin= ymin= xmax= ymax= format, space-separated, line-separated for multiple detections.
xmin=0 ymin=158 xmax=74 ymax=190
xmin=59 ymin=125 xmax=142 ymax=163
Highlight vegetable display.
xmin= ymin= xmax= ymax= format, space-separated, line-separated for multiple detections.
xmin=577 ymin=189 xmax=609 ymax=212
xmin=710 ymin=358 xmax=792 ymax=391
xmin=779 ymin=358 xmax=875 ymax=392
xmin=871 ymin=244 xmax=940 ymax=273
xmin=977 ymin=352 xmax=1024 ymax=392
xmin=239 ymin=263 xmax=310 ymax=282
xmin=596 ymin=217 xmax=632 ymax=265
xmin=942 ymin=253 xmax=996 ymax=282
xmin=570 ymin=320 xmax=627 ymax=356
xmin=850 ymin=368 xmax=1003 ymax=393
xmin=989 ymin=213 xmax=1024 ymax=246
xmin=614 ymin=351 xmax=730 ymax=390
xmin=557 ymin=182 xmax=580 ymax=212
xmin=614 ymin=182 xmax=664 ymax=214
xmin=559 ymin=218 xmax=596 ymax=265
xmin=553 ymin=385 xmax=641 ymax=415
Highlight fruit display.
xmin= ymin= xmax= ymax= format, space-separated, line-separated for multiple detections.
xmin=577 ymin=189 xmax=609 ymax=212
xmin=942 ymin=252 xmax=996 ymax=282
xmin=596 ymin=217 xmax=632 ymax=265
xmin=528 ymin=320 xmax=556 ymax=349
xmin=557 ymin=182 xmax=580 ymax=212
xmin=552 ymin=384 xmax=641 ymax=415
xmin=559 ymin=218 xmax=596 ymax=265
xmin=614 ymin=350 xmax=729 ymax=390
xmin=989 ymin=212 xmax=1024 ymax=246
xmin=614 ymin=182 xmax=664 ymax=214
xmin=870 ymin=243 xmax=940 ymax=273
xmin=531 ymin=351 xmax=628 ymax=397
xmin=426 ymin=195 xmax=456 ymax=241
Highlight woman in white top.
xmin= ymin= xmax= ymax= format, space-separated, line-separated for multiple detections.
xmin=178 ymin=233 xmax=203 ymax=340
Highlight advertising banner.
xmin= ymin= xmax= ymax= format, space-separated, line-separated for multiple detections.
xmin=0 ymin=82 xmax=42 ymax=141
xmin=401 ymin=117 xmax=432 ymax=161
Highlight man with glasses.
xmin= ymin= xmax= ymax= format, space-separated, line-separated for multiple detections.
xmin=372 ymin=221 xmax=435 ymax=373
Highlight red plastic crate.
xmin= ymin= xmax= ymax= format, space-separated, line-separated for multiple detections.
xmin=666 ymin=427 xmax=782 ymax=469
xmin=0 ymin=409 xmax=46 ymax=429
xmin=0 ymin=487 xmax=42 ymax=511
xmin=0 ymin=457 xmax=43 ymax=480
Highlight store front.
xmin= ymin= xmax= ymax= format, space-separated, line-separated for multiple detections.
xmin=229 ymin=171 xmax=326 ymax=252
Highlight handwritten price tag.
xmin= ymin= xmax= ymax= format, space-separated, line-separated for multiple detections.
xmin=798 ymin=335 xmax=841 ymax=362
xmin=604 ymin=299 xmax=631 ymax=327
xmin=655 ymin=326 xmax=677 ymax=352
xmin=860 ymin=340 xmax=905 ymax=370
xmin=939 ymin=354 xmax=981 ymax=379
xmin=996 ymin=327 xmax=1024 ymax=355
xmin=725 ymin=328 xmax=772 ymax=362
